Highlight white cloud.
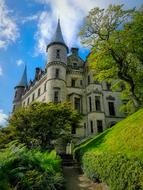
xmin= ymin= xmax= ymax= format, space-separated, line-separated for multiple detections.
xmin=35 ymin=0 xmax=140 ymax=55
xmin=22 ymin=14 xmax=39 ymax=24
xmin=0 ymin=65 xmax=3 ymax=76
xmin=0 ymin=0 xmax=19 ymax=49
xmin=16 ymin=59 xmax=24 ymax=66
xmin=0 ymin=109 xmax=8 ymax=127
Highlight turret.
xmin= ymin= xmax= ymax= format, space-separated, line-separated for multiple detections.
xmin=13 ymin=66 xmax=27 ymax=111
xmin=46 ymin=19 xmax=68 ymax=103
xmin=46 ymin=19 xmax=68 ymax=64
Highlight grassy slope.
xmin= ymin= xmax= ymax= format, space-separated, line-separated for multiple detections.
xmin=75 ymin=108 xmax=143 ymax=160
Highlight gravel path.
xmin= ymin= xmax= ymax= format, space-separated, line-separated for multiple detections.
xmin=63 ymin=166 xmax=108 ymax=190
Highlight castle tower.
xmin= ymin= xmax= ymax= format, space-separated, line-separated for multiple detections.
xmin=13 ymin=65 xmax=27 ymax=111
xmin=46 ymin=19 xmax=68 ymax=103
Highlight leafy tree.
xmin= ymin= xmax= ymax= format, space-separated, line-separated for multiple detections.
xmin=80 ymin=4 xmax=143 ymax=114
xmin=0 ymin=125 xmax=17 ymax=149
xmin=9 ymin=102 xmax=81 ymax=150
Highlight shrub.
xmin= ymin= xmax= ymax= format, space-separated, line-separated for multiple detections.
xmin=0 ymin=141 xmax=64 ymax=190
xmin=82 ymin=152 xmax=143 ymax=190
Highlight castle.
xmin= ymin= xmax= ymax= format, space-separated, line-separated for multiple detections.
xmin=13 ymin=20 xmax=124 ymax=141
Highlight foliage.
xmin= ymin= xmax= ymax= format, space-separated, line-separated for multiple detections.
xmin=83 ymin=152 xmax=143 ymax=190
xmin=80 ymin=4 xmax=143 ymax=114
xmin=9 ymin=102 xmax=81 ymax=150
xmin=0 ymin=141 xmax=63 ymax=190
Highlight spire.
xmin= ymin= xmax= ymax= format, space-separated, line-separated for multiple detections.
xmin=51 ymin=19 xmax=65 ymax=44
xmin=47 ymin=19 xmax=68 ymax=52
xmin=17 ymin=65 xmax=27 ymax=87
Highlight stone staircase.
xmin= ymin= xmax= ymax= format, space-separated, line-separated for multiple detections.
xmin=61 ymin=154 xmax=81 ymax=170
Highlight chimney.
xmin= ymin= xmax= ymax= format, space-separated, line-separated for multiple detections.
xmin=71 ymin=48 xmax=79 ymax=56
xmin=35 ymin=67 xmax=41 ymax=80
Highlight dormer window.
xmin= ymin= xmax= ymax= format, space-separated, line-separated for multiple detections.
xmin=56 ymin=49 xmax=60 ymax=59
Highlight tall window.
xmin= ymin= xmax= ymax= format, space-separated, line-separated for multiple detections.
xmin=89 ymin=97 xmax=92 ymax=112
xmin=88 ymin=75 xmax=90 ymax=85
xmin=84 ymin=123 xmax=86 ymax=137
xmin=80 ymin=80 xmax=82 ymax=86
xmin=55 ymin=68 xmax=59 ymax=78
xmin=95 ymin=96 xmax=101 ymax=111
xmin=56 ymin=49 xmax=60 ymax=59
xmin=38 ymin=88 xmax=41 ymax=97
xmin=71 ymin=125 xmax=76 ymax=134
xmin=44 ymin=83 xmax=47 ymax=92
xmin=54 ymin=91 xmax=59 ymax=103
xmin=108 ymin=102 xmax=115 ymax=116
xmin=74 ymin=98 xmax=80 ymax=112
xmin=71 ymin=79 xmax=75 ymax=87
xmin=27 ymin=97 xmax=30 ymax=105
xmin=90 ymin=120 xmax=93 ymax=133
xmin=97 ymin=120 xmax=103 ymax=133
xmin=106 ymin=82 xmax=111 ymax=90
xmin=32 ymin=93 xmax=35 ymax=101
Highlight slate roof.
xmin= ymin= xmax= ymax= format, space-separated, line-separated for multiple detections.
xmin=47 ymin=19 xmax=68 ymax=52
xmin=17 ymin=65 xmax=27 ymax=87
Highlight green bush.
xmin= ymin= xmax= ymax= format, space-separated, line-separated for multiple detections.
xmin=0 ymin=141 xmax=64 ymax=190
xmin=82 ymin=152 xmax=143 ymax=190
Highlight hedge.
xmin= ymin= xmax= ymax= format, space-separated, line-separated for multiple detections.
xmin=82 ymin=152 xmax=143 ymax=190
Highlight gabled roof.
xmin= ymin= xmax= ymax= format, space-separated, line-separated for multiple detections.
xmin=47 ymin=19 xmax=68 ymax=52
xmin=16 ymin=65 xmax=27 ymax=87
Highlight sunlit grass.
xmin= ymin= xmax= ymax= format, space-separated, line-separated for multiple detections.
xmin=75 ymin=108 xmax=143 ymax=161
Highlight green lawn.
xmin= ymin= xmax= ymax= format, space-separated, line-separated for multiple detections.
xmin=75 ymin=108 xmax=143 ymax=161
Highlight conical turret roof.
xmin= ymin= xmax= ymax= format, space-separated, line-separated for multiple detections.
xmin=47 ymin=19 xmax=68 ymax=52
xmin=16 ymin=65 xmax=27 ymax=87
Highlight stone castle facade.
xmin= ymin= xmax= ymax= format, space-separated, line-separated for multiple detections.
xmin=13 ymin=20 xmax=124 ymax=141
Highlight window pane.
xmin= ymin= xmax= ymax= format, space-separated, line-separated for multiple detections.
xmin=108 ymin=102 xmax=115 ymax=116
xmin=88 ymin=75 xmax=90 ymax=85
xmin=74 ymin=98 xmax=80 ymax=112
xmin=55 ymin=69 xmax=59 ymax=78
xmin=89 ymin=97 xmax=92 ymax=112
xmin=54 ymin=91 xmax=59 ymax=103
xmin=71 ymin=79 xmax=75 ymax=87
xmin=95 ymin=96 xmax=101 ymax=111
xmin=90 ymin=121 xmax=93 ymax=133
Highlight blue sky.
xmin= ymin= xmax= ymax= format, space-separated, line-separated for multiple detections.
xmin=0 ymin=0 xmax=143 ymax=126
